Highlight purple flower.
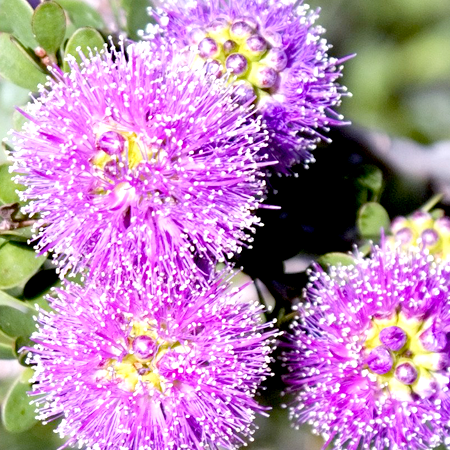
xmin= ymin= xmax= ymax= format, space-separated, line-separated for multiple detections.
xmin=10 ymin=40 xmax=268 ymax=284
xmin=29 ymin=276 xmax=277 ymax=450
xmin=150 ymin=0 xmax=350 ymax=174
xmin=283 ymin=246 xmax=450 ymax=449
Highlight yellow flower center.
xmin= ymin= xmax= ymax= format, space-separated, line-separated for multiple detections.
xmin=100 ymin=320 xmax=189 ymax=394
xmin=365 ymin=312 xmax=448 ymax=401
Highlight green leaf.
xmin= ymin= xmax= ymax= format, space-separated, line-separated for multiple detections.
xmin=0 ymin=33 xmax=47 ymax=91
xmin=32 ymin=1 xmax=67 ymax=56
xmin=15 ymin=335 xmax=34 ymax=366
xmin=63 ymin=27 xmax=104 ymax=71
xmin=356 ymin=164 xmax=383 ymax=196
xmin=0 ymin=304 xmax=36 ymax=338
xmin=0 ymin=242 xmax=46 ymax=289
xmin=0 ymin=0 xmax=37 ymax=49
xmin=0 ymin=342 xmax=15 ymax=359
xmin=12 ymin=109 xmax=29 ymax=131
xmin=121 ymin=0 xmax=152 ymax=40
xmin=357 ymin=202 xmax=391 ymax=240
xmin=317 ymin=252 xmax=356 ymax=268
xmin=0 ymin=226 xmax=34 ymax=242
xmin=2 ymin=368 xmax=37 ymax=433
xmin=56 ymin=0 xmax=104 ymax=29
xmin=0 ymin=163 xmax=25 ymax=205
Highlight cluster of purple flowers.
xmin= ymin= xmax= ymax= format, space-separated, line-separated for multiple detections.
xmin=7 ymin=1 xmax=365 ymax=449
xmin=151 ymin=0 xmax=350 ymax=174
xmin=283 ymin=245 xmax=450 ymax=449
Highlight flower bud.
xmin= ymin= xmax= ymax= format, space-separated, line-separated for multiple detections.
xmin=188 ymin=28 xmax=207 ymax=45
xmin=379 ymin=326 xmax=407 ymax=351
xmin=390 ymin=216 xmax=409 ymax=234
xmin=249 ymin=64 xmax=278 ymax=89
xmin=96 ymin=131 xmax=126 ymax=155
xmin=421 ymin=228 xmax=439 ymax=247
xmin=412 ymin=368 xmax=438 ymax=398
xmin=366 ymin=346 xmax=393 ymax=375
xmin=414 ymin=353 xmax=448 ymax=371
xmin=263 ymin=48 xmax=288 ymax=72
xmin=243 ymin=35 xmax=267 ymax=60
xmin=132 ymin=335 xmax=157 ymax=360
xmin=263 ymin=30 xmax=282 ymax=47
xmin=230 ymin=20 xmax=254 ymax=42
xmin=419 ymin=326 xmax=447 ymax=352
xmin=223 ymin=40 xmax=237 ymax=55
xmin=204 ymin=60 xmax=223 ymax=78
xmin=198 ymin=37 xmax=219 ymax=59
xmin=395 ymin=362 xmax=418 ymax=385
xmin=226 ymin=53 xmax=248 ymax=75
xmin=206 ymin=18 xmax=229 ymax=35
xmin=231 ymin=80 xmax=256 ymax=105
xmin=395 ymin=227 xmax=413 ymax=245
xmin=435 ymin=217 xmax=450 ymax=235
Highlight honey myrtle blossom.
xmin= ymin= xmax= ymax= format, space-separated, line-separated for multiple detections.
xmin=150 ymin=0 xmax=350 ymax=174
xmin=9 ymin=40 xmax=269 ymax=284
xmin=29 ymin=276 xmax=277 ymax=450
xmin=390 ymin=210 xmax=450 ymax=262
xmin=283 ymin=245 xmax=450 ymax=449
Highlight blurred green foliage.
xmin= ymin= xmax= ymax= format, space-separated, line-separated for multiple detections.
xmin=308 ymin=0 xmax=450 ymax=143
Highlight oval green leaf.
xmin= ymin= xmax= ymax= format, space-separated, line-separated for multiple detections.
xmin=0 ymin=163 xmax=25 ymax=205
xmin=56 ymin=0 xmax=104 ymax=29
xmin=15 ymin=335 xmax=34 ymax=366
xmin=0 ymin=242 xmax=46 ymax=290
xmin=0 ymin=33 xmax=47 ymax=91
xmin=317 ymin=252 xmax=356 ymax=268
xmin=32 ymin=1 xmax=66 ymax=56
xmin=0 ymin=0 xmax=37 ymax=49
xmin=0 ymin=226 xmax=34 ymax=242
xmin=0 ymin=304 xmax=36 ymax=338
xmin=0 ymin=342 xmax=15 ymax=359
xmin=357 ymin=202 xmax=391 ymax=240
xmin=63 ymin=27 xmax=104 ymax=71
xmin=2 ymin=368 xmax=37 ymax=433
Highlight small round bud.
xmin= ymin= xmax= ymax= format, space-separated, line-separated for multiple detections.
xmin=235 ymin=16 xmax=258 ymax=30
xmin=206 ymin=18 xmax=229 ymax=35
xmin=204 ymin=59 xmax=223 ymax=78
xmin=230 ymin=21 xmax=254 ymax=41
xmin=264 ymin=48 xmax=288 ymax=72
xmin=188 ymin=28 xmax=207 ymax=45
xmin=419 ymin=326 xmax=447 ymax=352
xmin=411 ymin=210 xmax=432 ymax=227
xmin=366 ymin=346 xmax=393 ymax=375
xmin=42 ymin=56 xmax=52 ymax=67
xmin=226 ymin=53 xmax=248 ymax=75
xmin=435 ymin=217 xmax=450 ymax=234
xmin=198 ymin=37 xmax=219 ymax=59
xmin=250 ymin=65 xmax=278 ymax=89
xmin=390 ymin=216 xmax=408 ymax=234
xmin=96 ymin=131 xmax=126 ymax=155
xmin=263 ymin=30 xmax=282 ymax=47
xmin=379 ymin=326 xmax=407 ymax=351
xmin=395 ymin=362 xmax=418 ymax=385
xmin=421 ymin=228 xmax=439 ymax=247
xmin=103 ymin=160 xmax=119 ymax=179
xmin=132 ymin=335 xmax=157 ymax=360
xmin=245 ymin=35 xmax=267 ymax=56
xmin=231 ymin=80 xmax=256 ymax=105
xmin=35 ymin=46 xmax=47 ymax=58
xmin=223 ymin=40 xmax=237 ymax=55
xmin=395 ymin=227 xmax=413 ymax=245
